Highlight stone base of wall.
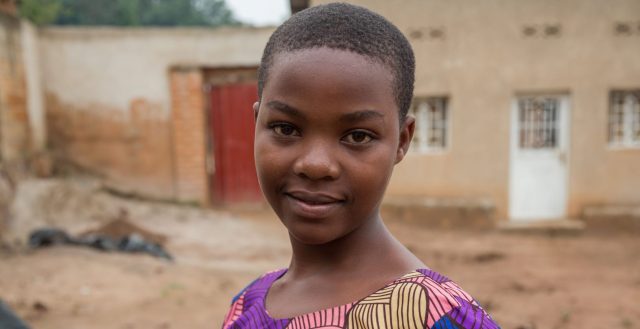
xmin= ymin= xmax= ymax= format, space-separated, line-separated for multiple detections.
xmin=381 ymin=196 xmax=496 ymax=230
xmin=581 ymin=205 xmax=640 ymax=234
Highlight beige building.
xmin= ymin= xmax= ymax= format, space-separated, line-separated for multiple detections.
xmin=311 ymin=0 xmax=640 ymax=222
xmin=2 ymin=0 xmax=639 ymax=226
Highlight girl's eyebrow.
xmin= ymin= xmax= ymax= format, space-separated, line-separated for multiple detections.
xmin=340 ymin=110 xmax=384 ymax=123
xmin=266 ymin=100 xmax=305 ymax=119
xmin=265 ymin=100 xmax=384 ymax=123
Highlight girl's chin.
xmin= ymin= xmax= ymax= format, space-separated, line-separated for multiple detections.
xmin=287 ymin=225 xmax=346 ymax=246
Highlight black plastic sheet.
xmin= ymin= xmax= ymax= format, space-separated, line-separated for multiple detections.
xmin=28 ymin=228 xmax=173 ymax=261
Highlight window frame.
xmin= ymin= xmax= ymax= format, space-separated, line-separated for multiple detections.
xmin=408 ymin=96 xmax=450 ymax=154
xmin=608 ymin=90 xmax=640 ymax=150
xmin=516 ymin=96 xmax=561 ymax=151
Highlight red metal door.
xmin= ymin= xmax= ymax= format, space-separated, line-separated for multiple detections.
xmin=209 ymin=83 xmax=262 ymax=204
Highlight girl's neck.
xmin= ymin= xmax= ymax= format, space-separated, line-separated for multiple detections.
xmin=285 ymin=215 xmax=423 ymax=281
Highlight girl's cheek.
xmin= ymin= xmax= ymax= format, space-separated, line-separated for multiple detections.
xmin=256 ymin=147 xmax=286 ymax=177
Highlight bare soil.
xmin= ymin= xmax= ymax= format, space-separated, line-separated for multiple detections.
xmin=0 ymin=178 xmax=638 ymax=329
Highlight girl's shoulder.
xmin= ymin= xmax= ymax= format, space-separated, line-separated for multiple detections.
xmin=228 ymin=268 xmax=286 ymax=306
xmin=221 ymin=268 xmax=286 ymax=329
xmin=361 ymin=268 xmax=500 ymax=329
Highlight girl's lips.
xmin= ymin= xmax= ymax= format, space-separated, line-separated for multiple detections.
xmin=286 ymin=190 xmax=343 ymax=203
xmin=285 ymin=191 xmax=344 ymax=218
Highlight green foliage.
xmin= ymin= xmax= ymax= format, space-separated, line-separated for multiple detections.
xmin=19 ymin=0 xmax=62 ymax=26
xmin=19 ymin=0 xmax=238 ymax=27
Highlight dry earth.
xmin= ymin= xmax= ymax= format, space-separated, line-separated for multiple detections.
xmin=0 ymin=178 xmax=638 ymax=329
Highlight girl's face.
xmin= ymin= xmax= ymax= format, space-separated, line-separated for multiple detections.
xmin=254 ymin=47 xmax=414 ymax=245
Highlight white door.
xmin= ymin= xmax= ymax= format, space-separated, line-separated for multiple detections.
xmin=509 ymin=95 xmax=569 ymax=221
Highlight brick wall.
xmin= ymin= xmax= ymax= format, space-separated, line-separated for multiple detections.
xmin=38 ymin=27 xmax=271 ymax=205
xmin=0 ymin=0 xmax=16 ymax=16
xmin=46 ymin=68 xmax=210 ymax=204
xmin=0 ymin=13 xmax=29 ymax=162
xmin=169 ymin=67 xmax=208 ymax=204
xmin=46 ymin=67 xmax=211 ymax=205
xmin=47 ymin=95 xmax=175 ymax=199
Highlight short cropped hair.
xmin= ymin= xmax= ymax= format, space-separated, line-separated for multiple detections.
xmin=257 ymin=2 xmax=415 ymax=121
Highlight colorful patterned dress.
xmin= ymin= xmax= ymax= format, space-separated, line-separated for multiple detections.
xmin=222 ymin=269 xmax=500 ymax=329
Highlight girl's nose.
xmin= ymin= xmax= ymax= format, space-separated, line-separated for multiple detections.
xmin=293 ymin=141 xmax=340 ymax=181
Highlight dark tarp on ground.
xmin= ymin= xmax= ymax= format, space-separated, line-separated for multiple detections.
xmin=28 ymin=228 xmax=173 ymax=261
xmin=0 ymin=299 xmax=30 ymax=329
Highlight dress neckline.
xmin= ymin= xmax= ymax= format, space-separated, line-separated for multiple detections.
xmin=260 ymin=268 xmax=426 ymax=321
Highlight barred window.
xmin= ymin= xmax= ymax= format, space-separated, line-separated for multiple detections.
xmin=517 ymin=97 xmax=559 ymax=149
xmin=410 ymin=97 xmax=448 ymax=153
xmin=609 ymin=90 xmax=640 ymax=148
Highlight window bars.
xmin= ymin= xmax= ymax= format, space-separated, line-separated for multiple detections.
xmin=411 ymin=97 xmax=448 ymax=153
xmin=517 ymin=97 xmax=559 ymax=149
xmin=609 ymin=90 xmax=640 ymax=148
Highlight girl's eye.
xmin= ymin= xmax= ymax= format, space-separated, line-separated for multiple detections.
xmin=272 ymin=123 xmax=300 ymax=137
xmin=343 ymin=131 xmax=373 ymax=144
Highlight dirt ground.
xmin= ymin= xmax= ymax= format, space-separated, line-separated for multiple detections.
xmin=0 ymin=178 xmax=638 ymax=329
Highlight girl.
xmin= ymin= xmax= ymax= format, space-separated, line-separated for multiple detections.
xmin=222 ymin=3 xmax=500 ymax=329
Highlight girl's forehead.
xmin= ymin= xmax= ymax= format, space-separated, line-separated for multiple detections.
xmin=260 ymin=48 xmax=400 ymax=124
xmin=267 ymin=48 xmax=393 ymax=91
xmin=271 ymin=48 xmax=391 ymax=79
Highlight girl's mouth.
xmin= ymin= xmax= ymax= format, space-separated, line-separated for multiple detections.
xmin=284 ymin=190 xmax=344 ymax=218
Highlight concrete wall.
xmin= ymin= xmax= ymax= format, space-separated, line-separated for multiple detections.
xmin=313 ymin=0 xmax=640 ymax=220
xmin=39 ymin=27 xmax=272 ymax=201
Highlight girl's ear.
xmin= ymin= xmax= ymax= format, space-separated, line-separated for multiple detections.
xmin=395 ymin=115 xmax=415 ymax=164
xmin=253 ymin=101 xmax=260 ymax=121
